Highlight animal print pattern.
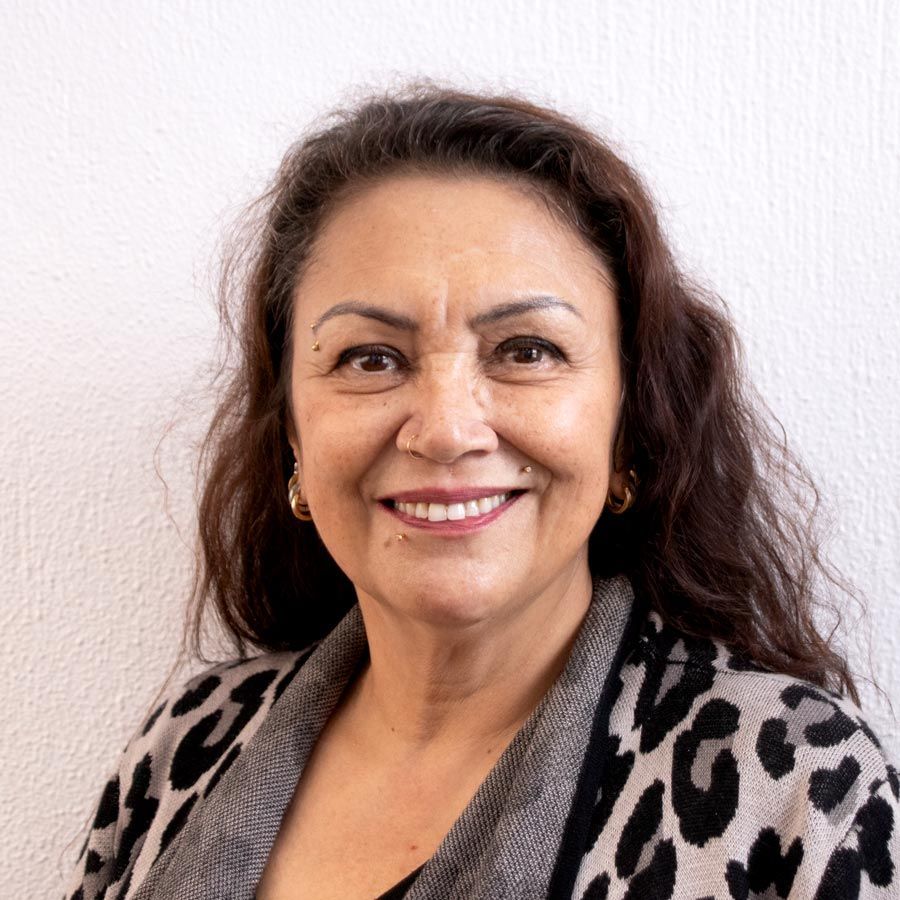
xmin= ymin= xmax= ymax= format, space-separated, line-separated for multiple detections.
xmin=65 ymin=614 xmax=898 ymax=899
xmin=573 ymin=616 xmax=899 ymax=898
xmin=65 ymin=648 xmax=314 ymax=900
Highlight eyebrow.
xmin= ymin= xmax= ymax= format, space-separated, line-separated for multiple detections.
xmin=468 ymin=295 xmax=583 ymax=326
xmin=312 ymin=294 xmax=582 ymax=332
xmin=312 ymin=300 xmax=416 ymax=332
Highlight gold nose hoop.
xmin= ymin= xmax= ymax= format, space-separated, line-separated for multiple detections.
xmin=406 ymin=434 xmax=425 ymax=460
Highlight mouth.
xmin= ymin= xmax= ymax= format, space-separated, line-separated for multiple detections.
xmin=379 ymin=488 xmax=526 ymax=529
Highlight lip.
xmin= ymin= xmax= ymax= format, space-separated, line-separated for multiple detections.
xmin=379 ymin=491 xmax=524 ymax=534
xmin=381 ymin=486 xmax=523 ymax=504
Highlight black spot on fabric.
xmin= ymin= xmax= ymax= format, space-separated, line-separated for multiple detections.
xmin=110 ymin=754 xmax=159 ymax=884
xmin=171 ymin=675 xmax=221 ymax=717
xmin=273 ymin=646 xmax=316 ymax=703
xmin=582 ymin=872 xmax=610 ymax=900
xmin=68 ymin=890 xmax=84 ymax=900
xmin=622 ymin=838 xmax=677 ymax=900
xmin=157 ymin=792 xmax=198 ymax=858
xmin=810 ymin=756 xmax=861 ymax=813
xmin=781 ymin=685 xmax=857 ymax=747
xmin=725 ymin=860 xmax=749 ymax=900
xmin=84 ymin=849 xmax=104 ymax=874
xmin=887 ymin=765 xmax=899 ymax=801
xmin=588 ymin=735 xmax=635 ymax=845
xmin=633 ymin=628 xmax=717 ymax=754
xmin=856 ymin=795 xmax=895 ymax=886
xmin=757 ymin=718 xmax=796 ymax=780
xmin=726 ymin=827 xmax=803 ymax=898
xmin=815 ymin=846 xmax=862 ymax=898
xmin=616 ymin=780 xmax=665 ymax=878
xmin=606 ymin=670 xmax=626 ymax=710
xmin=92 ymin=775 xmax=120 ymax=830
xmin=141 ymin=701 xmax=167 ymax=736
xmin=672 ymin=699 xmax=740 ymax=847
xmin=815 ymin=794 xmax=895 ymax=897
xmin=857 ymin=716 xmax=884 ymax=752
xmin=203 ymin=743 xmax=242 ymax=798
xmin=169 ymin=668 xmax=277 ymax=790
xmin=725 ymin=651 xmax=764 ymax=672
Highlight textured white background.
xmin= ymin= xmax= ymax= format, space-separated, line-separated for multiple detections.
xmin=2 ymin=1 xmax=898 ymax=896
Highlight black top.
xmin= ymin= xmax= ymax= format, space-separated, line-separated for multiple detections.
xmin=375 ymin=864 xmax=425 ymax=899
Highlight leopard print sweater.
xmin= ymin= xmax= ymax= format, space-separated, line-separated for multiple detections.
xmin=65 ymin=607 xmax=899 ymax=899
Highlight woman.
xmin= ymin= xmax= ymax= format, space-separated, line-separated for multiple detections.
xmin=66 ymin=86 xmax=899 ymax=899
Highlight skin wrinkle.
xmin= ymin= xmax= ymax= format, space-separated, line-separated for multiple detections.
xmin=309 ymin=295 xmax=584 ymax=335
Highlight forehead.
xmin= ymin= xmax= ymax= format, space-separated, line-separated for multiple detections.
xmin=296 ymin=173 xmax=615 ymax=319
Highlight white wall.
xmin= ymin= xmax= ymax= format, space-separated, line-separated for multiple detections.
xmin=2 ymin=1 xmax=898 ymax=895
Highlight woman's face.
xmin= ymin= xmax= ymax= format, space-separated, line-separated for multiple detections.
xmin=289 ymin=174 xmax=624 ymax=626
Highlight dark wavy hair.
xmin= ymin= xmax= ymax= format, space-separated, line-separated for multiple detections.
xmin=191 ymin=83 xmax=859 ymax=700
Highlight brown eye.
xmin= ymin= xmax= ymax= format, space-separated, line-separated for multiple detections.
xmin=511 ymin=345 xmax=543 ymax=364
xmin=335 ymin=344 xmax=407 ymax=374
xmin=496 ymin=337 xmax=565 ymax=366
xmin=357 ymin=352 xmax=393 ymax=372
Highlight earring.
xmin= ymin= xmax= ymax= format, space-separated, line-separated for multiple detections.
xmin=606 ymin=467 xmax=638 ymax=515
xmin=287 ymin=462 xmax=313 ymax=521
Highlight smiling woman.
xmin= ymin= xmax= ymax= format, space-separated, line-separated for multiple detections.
xmin=66 ymin=86 xmax=899 ymax=899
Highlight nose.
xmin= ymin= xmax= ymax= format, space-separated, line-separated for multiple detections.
xmin=398 ymin=352 xmax=498 ymax=464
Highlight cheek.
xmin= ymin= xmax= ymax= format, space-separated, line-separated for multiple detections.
xmin=500 ymin=384 xmax=617 ymax=475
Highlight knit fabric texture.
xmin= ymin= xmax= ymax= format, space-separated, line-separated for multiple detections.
xmin=65 ymin=576 xmax=899 ymax=899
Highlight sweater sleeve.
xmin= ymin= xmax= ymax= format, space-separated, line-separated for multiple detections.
xmin=63 ymin=649 xmax=304 ymax=900
xmin=812 ymin=769 xmax=900 ymax=899
xmin=63 ymin=700 xmax=166 ymax=900
xmin=64 ymin=765 xmax=127 ymax=900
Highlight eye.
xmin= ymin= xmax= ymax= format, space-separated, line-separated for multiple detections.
xmin=495 ymin=337 xmax=566 ymax=365
xmin=335 ymin=344 xmax=407 ymax=373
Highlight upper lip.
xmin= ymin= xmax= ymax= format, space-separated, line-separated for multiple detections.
xmin=381 ymin=486 xmax=524 ymax=504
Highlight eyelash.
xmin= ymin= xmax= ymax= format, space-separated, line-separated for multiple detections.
xmin=333 ymin=337 xmax=567 ymax=372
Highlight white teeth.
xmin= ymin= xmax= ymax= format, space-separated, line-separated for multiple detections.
xmin=447 ymin=503 xmax=466 ymax=521
xmin=394 ymin=492 xmax=511 ymax=521
xmin=427 ymin=504 xmax=448 ymax=522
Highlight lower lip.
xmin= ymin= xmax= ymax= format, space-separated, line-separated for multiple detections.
xmin=381 ymin=493 xmax=523 ymax=535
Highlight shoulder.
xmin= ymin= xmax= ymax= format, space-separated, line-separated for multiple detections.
xmin=617 ymin=611 xmax=894 ymax=784
xmin=579 ymin=611 xmax=899 ymax=899
xmin=65 ymin=646 xmax=315 ymax=900
xmin=126 ymin=647 xmax=313 ymax=796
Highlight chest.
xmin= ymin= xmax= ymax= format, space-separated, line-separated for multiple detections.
xmin=254 ymin=730 xmax=499 ymax=900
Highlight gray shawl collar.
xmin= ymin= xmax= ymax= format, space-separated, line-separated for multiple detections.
xmin=136 ymin=575 xmax=635 ymax=899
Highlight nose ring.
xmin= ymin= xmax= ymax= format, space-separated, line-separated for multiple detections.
xmin=406 ymin=434 xmax=424 ymax=460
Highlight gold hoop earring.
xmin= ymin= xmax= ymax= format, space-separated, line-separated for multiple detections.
xmin=287 ymin=462 xmax=313 ymax=521
xmin=606 ymin=467 xmax=638 ymax=515
xmin=406 ymin=434 xmax=424 ymax=460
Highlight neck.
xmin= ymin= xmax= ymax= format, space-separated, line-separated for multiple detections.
xmin=346 ymin=566 xmax=594 ymax=760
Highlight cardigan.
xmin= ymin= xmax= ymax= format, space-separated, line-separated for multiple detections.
xmin=65 ymin=576 xmax=900 ymax=898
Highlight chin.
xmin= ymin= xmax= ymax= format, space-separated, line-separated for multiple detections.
xmin=380 ymin=576 xmax=519 ymax=628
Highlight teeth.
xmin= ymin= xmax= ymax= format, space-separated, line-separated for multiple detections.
xmin=394 ymin=492 xmax=510 ymax=521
